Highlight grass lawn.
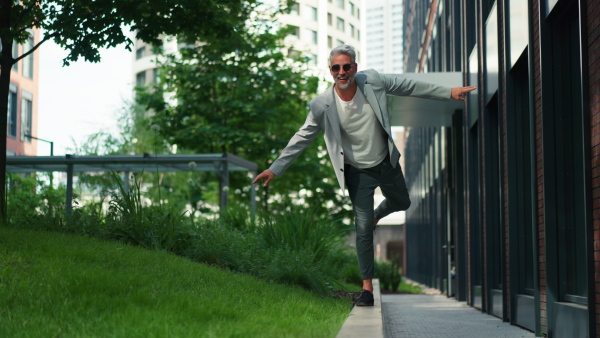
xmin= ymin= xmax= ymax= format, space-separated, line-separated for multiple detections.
xmin=397 ymin=280 xmax=424 ymax=294
xmin=0 ymin=226 xmax=350 ymax=337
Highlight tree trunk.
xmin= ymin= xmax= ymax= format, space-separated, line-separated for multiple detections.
xmin=0 ymin=0 xmax=14 ymax=219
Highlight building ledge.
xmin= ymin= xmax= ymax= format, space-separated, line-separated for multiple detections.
xmin=387 ymin=72 xmax=464 ymax=127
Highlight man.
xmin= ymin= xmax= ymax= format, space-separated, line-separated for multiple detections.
xmin=253 ymin=45 xmax=476 ymax=306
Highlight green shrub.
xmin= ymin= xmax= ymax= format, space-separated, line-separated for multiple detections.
xmin=376 ymin=258 xmax=402 ymax=291
xmin=5 ymin=174 xmax=68 ymax=223
xmin=3 ymin=173 xmax=357 ymax=296
xmin=221 ymin=203 xmax=256 ymax=233
xmin=258 ymin=207 xmax=349 ymax=264
xmin=336 ymin=250 xmax=363 ymax=286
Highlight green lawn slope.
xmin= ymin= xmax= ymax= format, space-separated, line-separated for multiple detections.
xmin=0 ymin=226 xmax=350 ymax=337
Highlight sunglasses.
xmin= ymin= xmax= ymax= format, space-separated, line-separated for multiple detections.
xmin=330 ymin=63 xmax=354 ymax=72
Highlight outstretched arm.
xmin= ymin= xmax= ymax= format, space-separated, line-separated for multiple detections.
xmin=252 ymin=111 xmax=322 ymax=188
xmin=451 ymin=86 xmax=477 ymax=102
xmin=375 ymin=71 xmax=477 ymax=102
xmin=253 ymin=169 xmax=276 ymax=187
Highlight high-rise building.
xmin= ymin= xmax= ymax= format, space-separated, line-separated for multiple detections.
xmin=277 ymin=0 xmax=363 ymax=79
xmin=132 ymin=36 xmax=179 ymax=90
xmin=7 ymin=29 xmax=40 ymax=156
xmin=364 ymin=0 xmax=404 ymax=73
xmin=132 ymin=1 xmax=364 ymax=98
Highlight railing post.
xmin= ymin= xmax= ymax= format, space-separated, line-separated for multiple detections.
xmin=66 ymin=154 xmax=73 ymax=216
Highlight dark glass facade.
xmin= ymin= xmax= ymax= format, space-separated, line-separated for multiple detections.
xmin=401 ymin=0 xmax=595 ymax=336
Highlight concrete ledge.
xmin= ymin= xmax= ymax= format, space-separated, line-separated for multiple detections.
xmin=336 ymin=279 xmax=383 ymax=338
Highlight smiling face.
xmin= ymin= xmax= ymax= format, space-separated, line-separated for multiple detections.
xmin=329 ymin=53 xmax=357 ymax=90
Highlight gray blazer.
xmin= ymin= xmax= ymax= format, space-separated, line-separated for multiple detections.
xmin=269 ymin=69 xmax=451 ymax=193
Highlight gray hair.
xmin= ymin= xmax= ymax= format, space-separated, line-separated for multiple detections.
xmin=329 ymin=45 xmax=356 ymax=65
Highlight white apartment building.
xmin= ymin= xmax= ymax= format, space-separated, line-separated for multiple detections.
xmin=277 ymin=0 xmax=364 ymax=79
xmin=132 ymin=36 xmax=180 ymax=89
xmin=364 ymin=0 xmax=403 ymax=74
xmin=132 ymin=1 xmax=364 ymax=89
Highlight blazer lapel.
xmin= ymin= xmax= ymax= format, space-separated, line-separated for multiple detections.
xmin=356 ymin=73 xmax=386 ymax=128
xmin=323 ymin=87 xmax=343 ymax=144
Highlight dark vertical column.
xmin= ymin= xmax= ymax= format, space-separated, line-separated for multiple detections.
xmin=452 ymin=110 xmax=467 ymax=301
xmin=584 ymin=0 xmax=598 ymax=336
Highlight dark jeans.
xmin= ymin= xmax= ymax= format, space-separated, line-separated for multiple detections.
xmin=344 ymin=157 xmax=411 ymax=279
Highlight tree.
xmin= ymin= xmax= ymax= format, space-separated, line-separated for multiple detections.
xmin=137 ymin=7 xmax=351 ymax=219
xmin=0 ymin=0 xmax=254 ymax=217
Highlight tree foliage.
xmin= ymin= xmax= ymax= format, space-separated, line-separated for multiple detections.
xmin=6 ymin=173 xmax=66 ymax=220
xmin=0 ymin=0 xmax=254 ymax=217
xmin=137 ymin=7 xmax=351 ymax=218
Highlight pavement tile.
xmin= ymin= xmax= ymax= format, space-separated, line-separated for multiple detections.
xmin=382 ymin=294 xmax=536 ymax=338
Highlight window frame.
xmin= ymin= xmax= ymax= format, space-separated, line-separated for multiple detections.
xmin=20 ymin=90 xmax=33 ymax=143
xmin=22 ymin=33 xmax=34 ymax=79
xmin=336 ymin=17 xmax=345 ymax=32
xmin=7 ymin=83 xmax=18 ymax=138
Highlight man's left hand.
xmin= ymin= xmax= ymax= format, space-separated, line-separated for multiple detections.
xmin=451 ymin=86 xmax=477 ymax=102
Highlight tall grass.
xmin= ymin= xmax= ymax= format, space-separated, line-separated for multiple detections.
xmin=259 ymin=208 xmax=348 ymax=263
xmin=376 ymin=259 xmax=402 ymax=291
xmin=5 ymin=174 xmax=359 ymax=295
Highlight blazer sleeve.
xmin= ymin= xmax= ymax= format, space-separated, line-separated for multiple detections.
xmin=379 ymin=73 xmax=452 ymax=100
xmin=268 ymin=111 xmax=321 ymax=177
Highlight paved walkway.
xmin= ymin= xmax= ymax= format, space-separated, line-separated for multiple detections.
xmin=382 ymin=294 xmax=536 ymax=338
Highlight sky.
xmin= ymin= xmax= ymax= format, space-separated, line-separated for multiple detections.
xmin=37 ymin=36 xmax=134 ymax=155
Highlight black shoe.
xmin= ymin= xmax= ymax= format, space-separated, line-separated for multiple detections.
xmin=355 ymin=289 xmax=374 ymax=306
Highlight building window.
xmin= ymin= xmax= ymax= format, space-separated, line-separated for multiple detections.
xmin=7 ymin=84 xmax=17 ymax=138
xmin=328 ymin=13 xmax=332 ymax=25
xmin=151 ymin=44 xmax=163 ymax=55
xmin=136 ymin=71 xmax=146 ymax=87
xmin=11 ymin=42 xmax=18 ymax=72
xmin=136 ymin=46 xmax=146 ymax=60
xmin=306 ymin=53 xmax=317 ymax=66
xmin=337 ymin=0 xmax=344 ymax=9
xmin=350 ymin=24 xmax=355 ymax=38
xmin=336 ymin=39 xmax=344 ymax=46
xmin=508 ymin=54 xmax=534 ymax=297
xmin=357 ymin=29 xmax=360 ymax=41
xmin=546 ymin=7 xmax=587 ymax=305
xmin=22 ymin=32 xmax=34 ymax=79
xmin=306 ymin=5 xmax=317 ymax=21
xmin=508 ymin=0 xmax=529 ymax=67
xmin=20 ymin=90 xmax=32 ymax=143
xmin=153 ymin=68 xmax=160 ymax=84
xmin=288 ymin=48 xmax=300 ymax=59
xmin=337 ymin=17 xmax=345 ymax=32
xmin=349 ymin=2 xmax=355 ymax=15
xmin=306 ymin=29 xmax=318 ymax=44
xmin=357 ymin=8 xmax=360 ymax=20
xmin=289 ymin=25 xmax=300 ymax=38
xmin=289 ymin=1 xmax=300 ymax=15
xmin=328 ymin=35 xmax=333 ymax=48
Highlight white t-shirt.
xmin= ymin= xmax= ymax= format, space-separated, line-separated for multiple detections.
xmin=335 ymin=89 xmax=388 ymax=169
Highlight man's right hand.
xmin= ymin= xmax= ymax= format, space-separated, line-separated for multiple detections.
xmin=253 ymin=169 xmax=276 ymax=187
